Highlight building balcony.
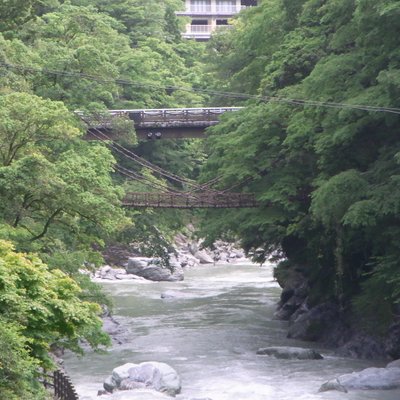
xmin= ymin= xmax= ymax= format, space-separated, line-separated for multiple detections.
xmin=182 ymin=24 xmax=232 ymax=40
xmin=176 ymin=5 xmax=247 ymax=17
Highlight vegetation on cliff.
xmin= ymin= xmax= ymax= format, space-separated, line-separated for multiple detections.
xmin=200 ymin=0 xmax=400 ymax=337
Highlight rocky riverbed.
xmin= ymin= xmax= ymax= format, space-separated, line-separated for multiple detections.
xmin=92 ymin=236 xmax=252 ymax=283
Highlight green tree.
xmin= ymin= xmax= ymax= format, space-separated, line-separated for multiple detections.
xmin=201 ymin=0 xmax=400 ymax=331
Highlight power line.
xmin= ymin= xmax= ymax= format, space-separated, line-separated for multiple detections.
xmin=2 ymin=61 xmax=400 ymax=115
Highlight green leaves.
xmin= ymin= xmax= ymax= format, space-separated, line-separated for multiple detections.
xmin=311 ymin=170 xmax=368 ymax=227
xmin=201 ymin=0 xmax=400 ymax=322
xmin=0 ymin=240 xmax=110 ymax=370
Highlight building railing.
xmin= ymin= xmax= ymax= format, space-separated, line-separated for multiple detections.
xmin=189 ymin=5 xmax=212 ymax=12
xmin=189 ymin=25 xmax=213 ymax=33
xmin=184 ymin=24 xmax=233 ymax=36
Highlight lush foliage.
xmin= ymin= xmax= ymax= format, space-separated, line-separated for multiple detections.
xmin=0 ymin=0 xmax=208 ymax=396
xmin=201 ymin=0 xmax=400 ymax=329
xmin=0 ymin=240 xmax=109 ymax=398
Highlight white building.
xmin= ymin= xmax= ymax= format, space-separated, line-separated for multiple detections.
xmin=176 ymin=0 xmax=257 ymax=40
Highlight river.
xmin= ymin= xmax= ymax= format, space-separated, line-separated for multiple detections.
xmin=64 ymin=263 xmax=400 ymax=400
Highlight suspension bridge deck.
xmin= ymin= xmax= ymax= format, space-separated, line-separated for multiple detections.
xmin=123 ymin=192 xmax=259 ymax=208
xmin=80 ymin=107 xmax=242 ymax=139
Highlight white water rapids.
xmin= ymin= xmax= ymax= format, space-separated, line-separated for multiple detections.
xmin=64 ymin=264 xmax=400 ymax=400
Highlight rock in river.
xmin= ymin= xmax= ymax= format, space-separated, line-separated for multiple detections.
xmin=256 ymin=346 xmax=323 ymax=360
xmin=319 ymin=366 xmax=400 ymax=392
xmin=126 ymin=257 xmax=184 ymax=282
xmin=104 ymin=361 xmax=181 ymax=397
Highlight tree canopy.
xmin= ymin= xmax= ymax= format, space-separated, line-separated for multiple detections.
xmin=201 ymin=0 xmax=400 ymax=328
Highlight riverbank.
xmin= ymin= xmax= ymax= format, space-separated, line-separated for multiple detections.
xmin=92 ymin=236 xmax=254 ymax=283
xmin=274 ymin=262 xmax=400 ymax=360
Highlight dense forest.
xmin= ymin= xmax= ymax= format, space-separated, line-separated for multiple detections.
xmin=201 ymin=0 xmax=400 ymax=353
xmin=0 ymin=1 xmax=207 ymax=398
xmin=1 ymin=0 xmax=400 ymax=398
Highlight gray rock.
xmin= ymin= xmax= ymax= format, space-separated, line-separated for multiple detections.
xmin=287 ymin=302 xmax=341 ymax=342
xmin=318 ymin=379 xmax=348 ymax=393
xmin=319 ymin=367 xmax=400 ymax=391
xmin=337 ymin=333 xmax=386 ymax=359
xmin=194 ymin=250 xmax=214 ymax=264
xmin=256 ymin=346 xmax=323 ymax=360
xmin=112 ymin=363 xmax=138 ymax=386
xmin=104 ymin=375 xmax=117 ymax=393
xmin=119 ymin=379 xmax=147 ymax=391
xmin=126 ymin=258 xmax=182 ymax=282
xmin=385 ymin=322 xmax=400 ymax=359
xmin=387 ymin=359 xmax=400 ymax=368
xmin=106 ymin=362 xmax=181 ymax=397
xmin=128 ymin=362 xmax=181 ymax=396
xmin=126 ymin=257 xmax=153 ymax=272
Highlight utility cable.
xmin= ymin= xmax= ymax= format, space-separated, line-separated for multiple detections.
xmin=2 ymin=61 xmax=400 ymax=115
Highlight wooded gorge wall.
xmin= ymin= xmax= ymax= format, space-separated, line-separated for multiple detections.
xmin=200 ymin=0 xmax=400 ymax=356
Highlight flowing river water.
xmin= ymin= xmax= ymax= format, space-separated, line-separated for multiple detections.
xmin=64 ymin=264 xmax=400 ymax=400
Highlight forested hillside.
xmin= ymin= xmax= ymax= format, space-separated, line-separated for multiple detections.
xmin=1 ymin=0 xmax=400 ymax=397
xmin=201 ymin=0 xmax=400 ymax=353
xmin=0 ymin=1 xmax=207 ymax=397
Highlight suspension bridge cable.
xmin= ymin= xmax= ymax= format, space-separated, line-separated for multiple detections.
xmin=86 ymin=125 xmax=204 ymax=189
xmin=87 ymin=125 xmax=253 ymax=196
xmin=2 ymin=61 xmax=400 ymax=115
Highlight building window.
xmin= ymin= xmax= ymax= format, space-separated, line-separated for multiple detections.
xmin=190 ymin=0 xmax=212 ymax=13
xmin=216 ymin=0 xmax=237 ymax=13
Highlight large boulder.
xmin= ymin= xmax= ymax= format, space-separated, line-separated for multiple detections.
xmin=194 ymin=250 xmax=214 ymax=264
xmin=319 ymin=367 xmax=400 ymax=392
xmin=287 ymin=302 xmax=347 ymax=344
xmin=336 ymin=333 xmax=386 ymax=359
xmin=385 ymin=322 xmax=400 ymax=359
xmin=256 ymin=346 xmax=323 ymax=360
xmin=104 ymin=362 xmax=181 ymax=397
xmin=387 ymin=359 xmax=400 ymax=368
xmin=126 ymin=258 xmax=183 ymax=282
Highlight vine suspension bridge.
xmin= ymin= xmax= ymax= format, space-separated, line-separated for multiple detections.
xmin=79 ymin=108 xmax=259 ymax=209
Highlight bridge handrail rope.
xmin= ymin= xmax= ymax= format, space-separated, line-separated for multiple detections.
xmin=83 ymin=122 xmax=228 ymax=194
xmin=80 ymin=117 xmax=257 ymax=204
xmin=87 ymin=126 xmax=204 ymax=190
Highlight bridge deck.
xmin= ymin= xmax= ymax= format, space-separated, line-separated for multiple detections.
xmin=79 ymin=107 xmax=242 ymax=139
xmin=123 ymin=192 xmax=259 ymax=208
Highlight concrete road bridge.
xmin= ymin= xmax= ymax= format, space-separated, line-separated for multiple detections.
xmin=80 ymin=107 xmax=242 ymax=139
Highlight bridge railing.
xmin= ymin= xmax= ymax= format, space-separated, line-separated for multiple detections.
xmin=123 ymin=192 xmax=259 ymax=209
xmin=77 ymin=107 xmax=242 ymax=130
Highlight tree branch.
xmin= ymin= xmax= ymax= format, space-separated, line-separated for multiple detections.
xmin=29 ymin=208 xmax=63 ymax=242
